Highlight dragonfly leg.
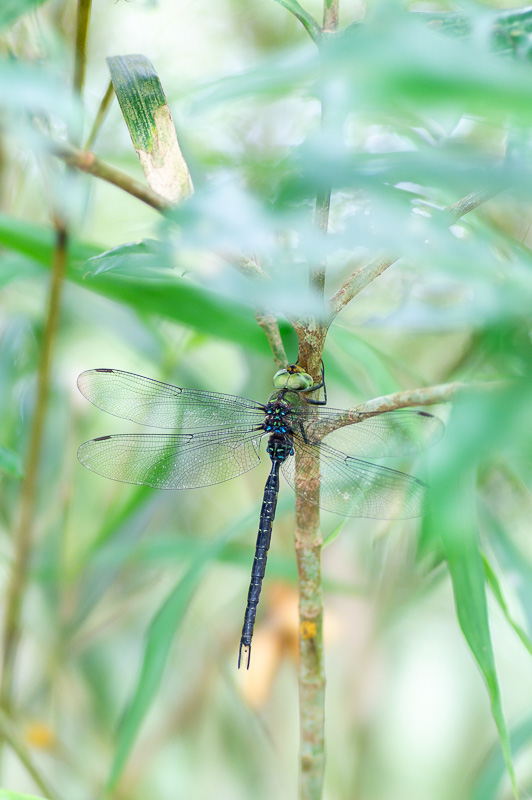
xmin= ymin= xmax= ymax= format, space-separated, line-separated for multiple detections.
xmin=301 ymin=359 xmax=327 ymax=405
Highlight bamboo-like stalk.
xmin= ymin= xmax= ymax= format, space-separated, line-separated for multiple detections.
xmin=70 ymin=0 xmax=93 ymax=147
xmin=85 ymin=78 xmax=115 ymax=150
xmin=73 ymin=0 xmax=92 ymax=98
xmin=0 ymin=221 xmax=68 ymax=713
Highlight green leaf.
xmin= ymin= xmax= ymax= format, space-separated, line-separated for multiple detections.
xmin=322 ymin=518 xmax=347 ymax=548
xmin=429 ymin=476 xmax=518 ymax=798
xmin=107 ymin=54 xmax=193 ymax=203
xmin=272 ymin=0 xmax=322 ymax=43
xmin=0 ymin=0 xmax=48 ymax=31
xmin=484 ymin=506 xmax=532 ymax=636
xmin=0 ymin=214 xmax=280 ymax=354
xmin=484 ymin=556 xmax=532 ymax=658
xmin=87 ymin=239 xmax=173 ymax=276
xmin=323 ymin=11 xmax=532 ymax=123
xmin=421 ymin=6 xmax=532 ymax=60
xmin=424 ymin=388 xmax=526 ymax=799
xmin=0 ymin=445 xmax=23 ymax=479
xmin=106 ymin=532 xmax=229 ymax=790
xmin=471 ymin=715 xmax=532 ymax=800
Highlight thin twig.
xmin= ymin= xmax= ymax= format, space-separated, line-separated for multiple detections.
xmin=323 ymin=0 xmax=339 ymax=31
xmin=311 ymin=380 xmax=505 ymax=439
xmin=327 ymin=187 xmax=502 ymax=319
xmin=232 ymin=254 xmax=270 ymax=281
xmin=225 ymin=251 xmax=287 ymax=363
xmin=85 ymin=79 xmax=114 ymax=150
xmin=0 ymin=221 xmax=68 ymax=712
xmin=274 ymin=0 xmax=322 ymax=43
xmin=445 ymin=188 xmax=500 ymax=224
xmin=0 ymin=708 xmax=61 ymax=800
xmin=327 ymin=253 xmax=395 ymax=319
xmin=311 ymin=186 xmax=331 ymax=298
xmin=49 ymin=139 xmax=169 ymax=212
xmin=255 ymin=310 xmax=288 ymax=366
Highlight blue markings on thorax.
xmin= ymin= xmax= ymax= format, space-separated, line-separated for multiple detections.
xmin=263 ymin=402 xmax=289 ymax=434
xmin=264 ymin=401 xmax=294 ymax=462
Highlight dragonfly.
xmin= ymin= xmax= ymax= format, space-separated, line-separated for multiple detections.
xmin=77 ymin=364 xmax=444 ymax=668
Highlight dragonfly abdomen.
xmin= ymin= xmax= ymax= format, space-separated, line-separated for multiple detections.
xmin=238 ymin=433 xmax=293 ymax=669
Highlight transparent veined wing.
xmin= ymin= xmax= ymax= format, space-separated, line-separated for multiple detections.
xmin=77 ymin=428 xmax=264 ymax=489
xmin=77 ymin=369 xmax=266 ymax=430
xmin=281 ymin=438 xmax=426 ymax=519
xmin=298 ymin=407 xmax=444 ymax=458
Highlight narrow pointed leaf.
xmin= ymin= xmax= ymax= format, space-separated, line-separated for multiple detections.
xmin=107 ymin=536 xmax=227 ymax=789
xmin=484 ymin=556 xmax=532 ymax=657
xmin=425 ymin=390 xmax=520 ymax=798
xmin=0 ymin=214 xmax=283 ymax=354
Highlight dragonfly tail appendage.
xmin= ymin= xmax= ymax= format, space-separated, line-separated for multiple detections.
xmin=238 ymin=641 xmax=251 ymax=670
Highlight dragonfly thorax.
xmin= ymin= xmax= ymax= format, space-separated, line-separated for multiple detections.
xmin=266 ymin=432 xmax=294 ymax=462
xmin=263 ymin=399 xmax=295 ymax=463
xmin=263 ymin=399 xmax=293 ymax=435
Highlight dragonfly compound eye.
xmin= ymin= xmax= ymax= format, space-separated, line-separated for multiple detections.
xmin=273 ymin=369 xmax=314 ymax=391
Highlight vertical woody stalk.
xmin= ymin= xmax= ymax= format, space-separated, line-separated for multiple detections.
xmin=1 ymin=0 xmax=80 ymax=761
xmin=71 ymin=0 xmax=93 ymax=145
xmin=0 ymin=221 xmax=68 ymax=712
xmin=295 ymin=3 xmax=338 ymax=798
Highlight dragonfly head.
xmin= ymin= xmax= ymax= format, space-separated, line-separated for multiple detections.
xmin=273 ymin=365 xmax=314 ymax=392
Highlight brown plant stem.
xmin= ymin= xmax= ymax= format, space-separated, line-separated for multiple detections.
xmin=294 ymin=330 xmax=328 ymax=800
xmin=0 ymin=221 xmax=68 ymax=713
xmin=295 ymin=468 xmax=326 ymax=800
xmin=295 ymin=4 xmax=339 ymax=799
xmin=311 ymin=380 xmax=505 ymax=439
xmin=50 ymin=139 xmax=169 ymax=211
xmin=255 ymin=310 xmax=288 ymax=367
xmin=323 ymin=0 xmax=339 ymax=31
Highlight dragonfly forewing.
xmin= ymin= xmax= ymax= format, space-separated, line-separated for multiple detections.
xmin=77 ymin=369 xmax=266 ymax=431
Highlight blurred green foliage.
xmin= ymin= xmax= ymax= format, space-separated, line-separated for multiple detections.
xmin=2 ymin=1 xmax=532 ymax=800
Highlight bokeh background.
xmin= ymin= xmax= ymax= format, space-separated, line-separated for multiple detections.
xmin=2 ymin=1 xmax=532 ymax=799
